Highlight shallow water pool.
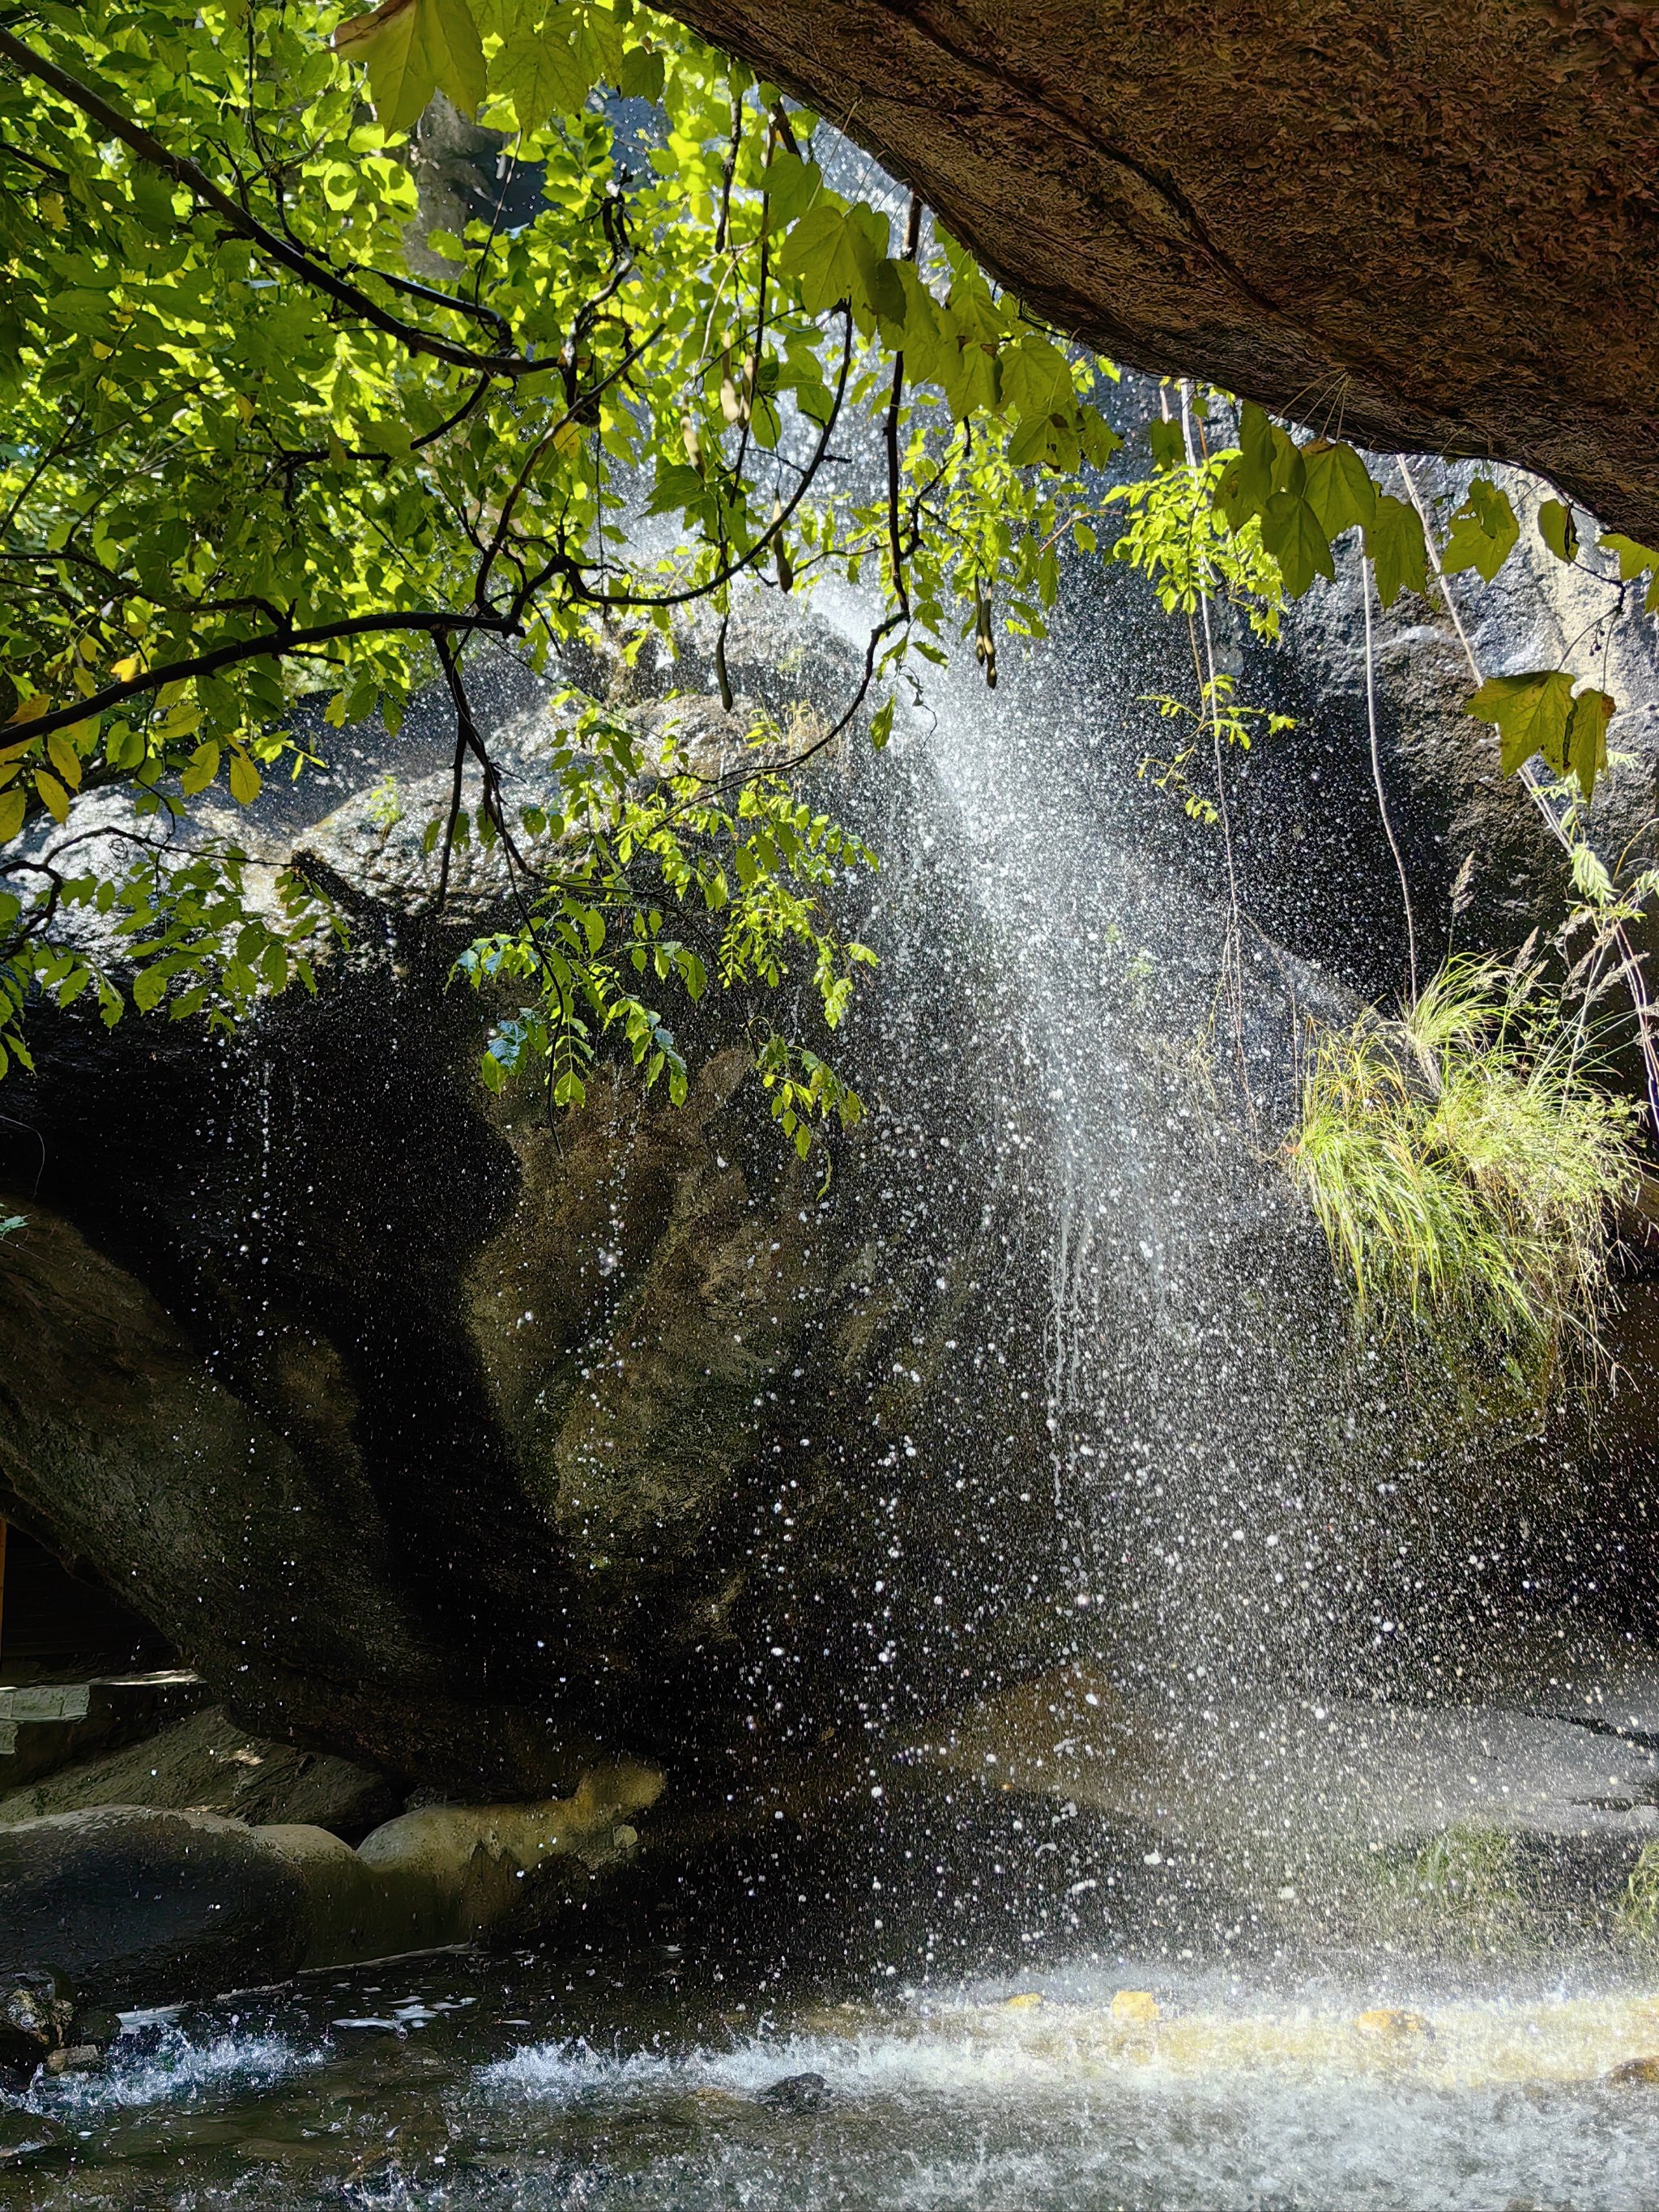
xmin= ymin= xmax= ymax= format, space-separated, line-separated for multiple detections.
xmin=11 ymin=1949 xmax=1659 ymax=2210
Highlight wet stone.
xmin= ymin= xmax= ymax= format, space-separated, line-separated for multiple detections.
xmin=0 ymin=1966 xmax=78 ymax=2087
xmin=44 ymin=2043 xmax=104 ymax=2075
xmin=70 ymin=2008 xmax=121 ymax=2052
xmin=0 ymin=2108 xmax=68 ymax=2166
xmin=1606 ymin=2056 xmax=1659 ymax=2085
xmin=757 ymin=2070 xmax=832 ymax=2112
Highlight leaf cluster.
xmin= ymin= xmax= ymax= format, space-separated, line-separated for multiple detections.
xmin=1286 ymin=960 xmax=1640 ymax=1409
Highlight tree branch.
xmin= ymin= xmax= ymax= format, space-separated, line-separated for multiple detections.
xmin=0 ymin=28 xmax=544 ymax=382
xmin=4 ymin=607 xmax=520 ymax=749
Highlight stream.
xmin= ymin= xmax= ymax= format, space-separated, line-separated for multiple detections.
xmin=15 ymin=1945 xmax=1659 ymax=2209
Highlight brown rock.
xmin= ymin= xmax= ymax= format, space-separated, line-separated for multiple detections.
xmin=655 ymin=0 xmax=1659 ymax=537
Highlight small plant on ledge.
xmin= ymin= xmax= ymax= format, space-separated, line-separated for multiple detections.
xmin=1286 ymin=958 xmax=1641 ymax=1409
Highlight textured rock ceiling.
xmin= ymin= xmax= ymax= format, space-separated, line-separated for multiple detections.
xmin=661 ymin=0 xmax=1659 ymax=537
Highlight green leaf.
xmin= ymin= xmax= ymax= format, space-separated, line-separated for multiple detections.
xmin=491 ymin=11 xmax=591 ymax=126
xmin=1443 ymin=477 xmax=1519 ymax=582
xmin=228 ymin=749 xmax=261 ymax=806
xmin=1599 ymin=532 xmax=1659 ymax=582
xmin=1259 ymin=490 xmax=1333 ymax=598
xmin=180 ymin=739 xmax=220 ymax=795
xmin=775 ymin=204 xmax=877 ymax=318
xmin=869 ymin=696 xmax=894 ymax=750
xmin=1537 ymin=499 xmax=1579 ymax=563
xmin=32 ymin=770 xmax=70 ymax=823
xmin=335 ymin=0 xmax=435 ymax=132
xmin=45 ymin=730 xmax=83 ymax=790
xmin=132 ymin=964 xmax=168 ymax=1013
xmin=762 ymin=151 xmax=822 ymax=228
xmin=616 ymin=43 xmax=664 ymax=99
xmin=0 ymin=789 xmax=23 ymax=844
xmin=1302 ymin=442 xmax=1376 ymax=539
xmin=1232 ymin=401 xmax=1276 ymax=522
xmin=419 ymin=0 xmax=486 ymax=114
xmin=1364 ymin=495 xmax=1428 ymax=607
xmin=1565 ymin=685 xmax=1614 ymax=802
xmin=1465 ymin=669 xmax=1575 ymax=776
xmin=1147 ymin=416 xmax=1184 ymax=472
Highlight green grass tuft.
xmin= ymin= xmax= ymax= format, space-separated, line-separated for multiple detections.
xmin=1286 ymin=959 xmax=1640 ymax=1406
xmin=1622 ymin=1840 xmax=1659 ymax=1943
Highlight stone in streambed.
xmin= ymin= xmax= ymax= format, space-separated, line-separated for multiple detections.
xmin=0 ymin=1762 xmax=663 ymax=2009
xmin=758 ymin=2072 xmax=832 ymax=2112
xmin=0 ymin=1809 xmax=310 ymax=2007
xmin=1353 ymin=2008 xmax=1434 ymax=2042
xmin=1607 ymin=2056 xmax=1659 ymax=2085
xmin=0 ymin=1966 xmax=79 ymax=2086
xmin=0 ymin=2109 xmax=68 ymax=2166
xmin=43 ymin=2043 xmax=104 ymax=2075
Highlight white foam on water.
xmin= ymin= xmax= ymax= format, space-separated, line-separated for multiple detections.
xmin=478 ymin=2024 xmax=1081 ymax=2106
xmin=26 ymin=2027 xmax=322 ymax=2116
xmin=465 ymin=2001 xmax=1659 ymax=2211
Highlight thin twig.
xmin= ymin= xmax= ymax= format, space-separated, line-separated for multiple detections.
xmin=1359 ymin=547 xmax=1418 ymax=1001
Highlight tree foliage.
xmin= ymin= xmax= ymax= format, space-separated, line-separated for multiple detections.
xmin=0 ymin=0 xmax=1124 ymax=1109
xmin=0 ymin=0 xmax=1651 ymax=1120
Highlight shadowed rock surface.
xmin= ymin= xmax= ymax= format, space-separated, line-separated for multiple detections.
xmin=0 ymin=1762 xmax=660 ymax=2007
xmin=656 ymin=0 xmax=1659 ymax=539
xmin=3 ymin=533 xmax=1659 ymax=1805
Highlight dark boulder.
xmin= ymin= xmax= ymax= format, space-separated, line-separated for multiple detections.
xmin=757 ymin=2070 xmax=832 ymax=2112
xmin=0 ymin=2109 xmax=68 ymax=2167
xmin=0 ymin=1809 xmax=309 ymax=2007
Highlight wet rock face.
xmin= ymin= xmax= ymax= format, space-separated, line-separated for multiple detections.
xmin=3 ymin=562 xmax=1656 ymax=1797
xmin=0 ymin=1811 xmax=311 ymax=2007
xmin=655 ymin=0 xmax=1659 ymax=543
xmin=0 ymin=611 xmax=1077 ymax=1791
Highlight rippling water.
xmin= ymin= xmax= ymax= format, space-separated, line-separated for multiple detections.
xmin=13 ymin=1947 xmax=1659 ymax=2210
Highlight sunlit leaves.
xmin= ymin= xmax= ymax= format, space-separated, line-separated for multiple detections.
xmin=761 ymin=149 xmax=823 ymax=226
xmin=1538 ymin=499 xmax=1578 ymax=563
xmin=1260 ymin=489 xmax=1334 ymax=597
xmin=1465 ymin=669 xmax=1576 ymax=775
xmin=334 ymin=0 xmax=429 ymax=128
xmin=1565 ymin=686 xmax=1614 ymax=802
xmin=1302 ymin=441 xmax=1375 ymax=539
xmin=228 ymin=748 xmax=262 ymax=805
xmin=1363 ymin=494 xmax=1428 ymax=607
xmin=456 ymin=701 xmax=879 ymax=1145
xmin=1597 ymin=533 xmax=1659 ymax=610
xmin=419 ymin=0 xmax=488 ymax=113
xmin=335 ymin=0 xmax=485 ymax=124
xmin=1597 ymin=532 xmax=1658 ymax=582
xmin=1442 ymin=477 xmax=1519 ymax=582
xmin=1465 ymin=671 xmax=1613 ymax=800
xmin=487 ymin=4 xmax=595 ymax=128
xmin=1107 ymin=451 xmax=1283 ymax=640
xmin=773 ymin=201 xmax=887 ymax=318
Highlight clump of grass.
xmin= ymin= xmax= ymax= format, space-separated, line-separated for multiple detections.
xmin=1371 ymin=1822 xmax=1531 ymax=1954
xmin=1286 ymin=959 xmax=1641 ymax=1405
xmin=1621 ymin=1840 xmax=1659 ymax=1944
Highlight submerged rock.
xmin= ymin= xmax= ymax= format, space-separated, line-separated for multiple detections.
xmin=0 ymin=2109 xmax=67 ymax=2167
xmin=757 ymin=2070 xmax=831 ymax=2112
xmin=1353 ymin=2009 xmax=1433 ymax=2043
